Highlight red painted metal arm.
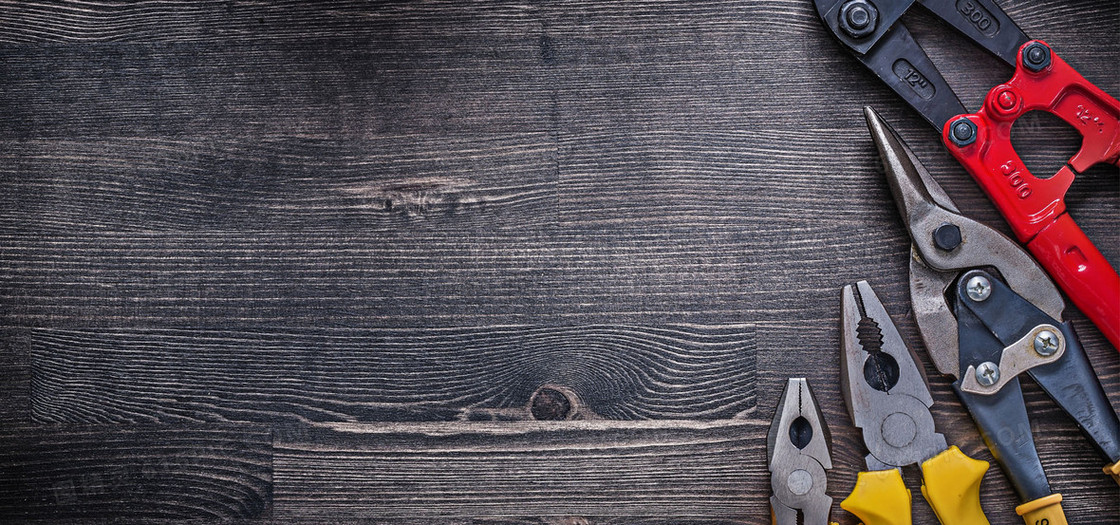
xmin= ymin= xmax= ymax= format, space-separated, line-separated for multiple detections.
xmin=941 ymin=40 xmax=1120 ymax=350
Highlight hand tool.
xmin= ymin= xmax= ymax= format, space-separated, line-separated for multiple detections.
xmin=768 ymin=378 xmax=836 ymax=525
xmin=840 ymin=280 xmax=990 ymax=525
xmin=814 ymin=0 xmax=1120 ymax=349
xmin=865 ymin=106 xmax=1120 ymax=525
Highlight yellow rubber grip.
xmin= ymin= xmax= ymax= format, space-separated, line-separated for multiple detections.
xmin=1105 ymin=460 xmax=1120 ymax=485
xmin=1015 ymin=493 xmax=1067 ymax=525
xmin=919 ymin=445 xmax=990 ymax=525
xmin=840 ymin=469 xmax=911 ymax=525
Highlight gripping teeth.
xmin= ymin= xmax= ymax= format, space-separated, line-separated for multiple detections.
xmin=856 ymin=317 xmax=884 ymax=353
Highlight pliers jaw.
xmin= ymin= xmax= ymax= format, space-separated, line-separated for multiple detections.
xmin=840 ymin=281 xmax=947 ymax=471
xmin=767 ymin=378 xmax=833 ymax=525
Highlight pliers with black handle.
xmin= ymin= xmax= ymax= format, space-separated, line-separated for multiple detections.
xmin=865 ymin=106 xmax=1120 ymax=525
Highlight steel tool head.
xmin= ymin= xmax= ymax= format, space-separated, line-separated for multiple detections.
xmin=815 ymin=0 xmax=1027 ymax=129
xmin=863 ymin=106 xmax=1065 ymax=378
xmin=841 ymin=280 xmax=948 ymax=471
xmin=768 ymin=378 xmax=834 ymax=525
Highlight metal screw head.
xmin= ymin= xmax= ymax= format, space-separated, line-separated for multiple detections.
xmin=838 ymin=0 xmax=879 ymax=39
xmin=975 ymin=361 xmax=1000 ymax=386
xmin=932 ymin=223 xmax=962 ymax=251
xmin=1033 ymin=330 xmax=1061 ymax=356
xmin=1022 ymin=42 xmax=1051 ymax=72
xmin=966 ymin=275 xmax=992 ymax=302
xmin=948 ymin=118 xmax=977 ymax=147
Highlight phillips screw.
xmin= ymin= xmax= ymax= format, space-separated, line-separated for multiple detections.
xmin=1033 ymin=330 xmax=1061 ymax=356
xmin=975 ymin=362 xmax=1000 ymax=386
xmin=966 ymin=275 xmax=992 ymax=302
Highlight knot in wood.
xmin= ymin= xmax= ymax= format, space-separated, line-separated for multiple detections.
xmin=530 ymin=386 xmax=573 ymax=420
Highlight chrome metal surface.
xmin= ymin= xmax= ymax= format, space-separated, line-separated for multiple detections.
xmin=974 ymin=361 xmax=1000 ymax=386
xmin=1033 ymin=330 xmax=1060 ymax=357
xmin=966 ymin=275 xmax=992 ymax=302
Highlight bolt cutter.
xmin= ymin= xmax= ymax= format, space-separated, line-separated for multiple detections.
xmin=840 ymin=280 xmax=990 ymax=525
xmin=865 ymin=106 xmax=1120 ymax=525
xmin=814 ymin=0 xmax=1120 ymax=350
xmin=768 ymin=378 xmax=837 ymax=525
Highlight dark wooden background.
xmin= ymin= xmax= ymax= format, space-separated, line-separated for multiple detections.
xmin=1 ymin=0 xmax=1117 ymax=523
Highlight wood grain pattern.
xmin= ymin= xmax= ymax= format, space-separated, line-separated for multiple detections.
xmin=269 ymin=416 xmax=1120 ymax=524
xmin=0 ymin=1 xmax=545 ymax=44
xmin=272 ymin=420 xmax=768 ymax=519
xmin=30 ymin=325 xmax=756 ymax=424
xmin=0 ymin=228 xmax=759 ymax=327
xmin=0 ymin=426 xmax=271 ymax=520
xmin=0 ymin=329 xmax=30 ymax=424
xmin=0 ymin=40 xmax=554 ymax=137
xmin=0 ymin=0 xmax=1117 ymax=521
xmin=0 ymin=135 xmax=558 ymax=233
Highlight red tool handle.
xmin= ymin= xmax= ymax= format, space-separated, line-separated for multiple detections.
xmin=941 ymin=40 xmax=1120 ymax=350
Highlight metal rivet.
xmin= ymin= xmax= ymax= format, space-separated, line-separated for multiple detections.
xmin=975 ymin=361 xmax=1000 ymax=386
xmin=948 ymin=118 xmax=977 ymax=147
xmin=997 ymin=91 xmax=1016 ymax=110
xmin=881 ymin=411 xmax=918 ymax=448
xmin=787 ymin=469 xmax=813 ymax=496
xmin=1033 ymin=330 xmax=1061 ymax=356
xmin=966 ymin=275 xmax=992 ymax=302
xmin=932 ymin=223 xmax=962 ymax=251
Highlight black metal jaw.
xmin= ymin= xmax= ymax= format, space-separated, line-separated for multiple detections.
xmin=814 ymin=0 xmax=1030 ymax=128
xmin=951 ymin=268 xmax=1120 ymax=501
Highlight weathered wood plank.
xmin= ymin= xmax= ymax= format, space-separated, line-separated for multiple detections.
xmin=0 ymin=426 xmax=271 ymax=520
xmin=0 ymin=1 xmax=544 ymax=44
xmin=0 ymin=135 xmax=557 ymax=233
xmin=0 ymin=0 xmax=1117 ymax=521
xmin=0 ymin=227 xmax=755 ymax=327
xmin=1 ymin=214 xmax=1114 ymax=335
xmin=271 ymin=420 xmax=768 ymax=519
xmin=30 ymin=325 xmax=757 ymax=424
xmin=1 ymin=0 xmax=1114 ymax=47
xmin=0 ymin=329 xmax=30 ymax=424
xmin=0 ymin=39 xmax=553 ymax=137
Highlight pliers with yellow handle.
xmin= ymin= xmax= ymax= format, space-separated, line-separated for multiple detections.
xmin=865 ymin=107 xmax=1120 ymax=525
xmin=840 ymin=280 xmax=990 ymax=525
